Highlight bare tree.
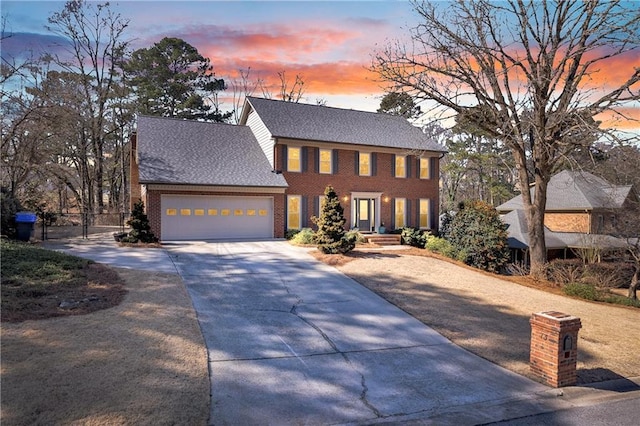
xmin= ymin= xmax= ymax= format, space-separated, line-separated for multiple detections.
xmin=277 ymin=70 xmax=305 ymax=102
xmin=228 ymin=67 xmax=260 ymax=124
xmin=45 ymin=0 xmax=130 ymax=214
xmin=373 ymin=0 xmax=640 ymax=278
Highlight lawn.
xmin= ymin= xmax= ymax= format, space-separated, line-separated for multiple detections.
xmin=0 ymin=239 xmax=209 ymax=425
xmin=1 ymin=239 xmax=126 ymax=322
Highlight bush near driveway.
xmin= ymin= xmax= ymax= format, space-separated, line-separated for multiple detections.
xmin=448 ymin=200 xmax=510 ymax=273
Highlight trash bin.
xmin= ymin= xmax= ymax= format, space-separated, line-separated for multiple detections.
xmin=15 ymin=211 xmax=37 ymax=242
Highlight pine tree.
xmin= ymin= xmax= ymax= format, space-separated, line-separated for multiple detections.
xmin=313 ymin=185 xmax=355 ymax=254
xmin=124 ymin=200 xmax=158 ymax=243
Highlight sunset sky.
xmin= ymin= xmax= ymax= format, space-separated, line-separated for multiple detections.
xmin=2 ymin=0 xmax=638 ymax=132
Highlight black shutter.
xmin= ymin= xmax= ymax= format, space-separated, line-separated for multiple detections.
xmin=313 ymin=196 xmax=320 ymax=218
xmin=391 ymin=198 xmax=396 ymax=229
xmin=302 ymin=147 xmax=308 ymax=172
xmin=355 ymin=151 xmax=360 ymax=175
xmin=391 ymin=155 xmax=396 ymax=177
xmin=371 ymin=153 xmax=377 ymax=176
xmin=430 ymin=198 xmax=436 ymax=230
xmin=332 ymin=149 xmax=339 ymax=174
xmin=430 ymin=157 xmax=436 ymax=180
xmin=416 ymin=199 xmax=421 ymax=228
xmin=416 ymin=157 xmax=421 ymax=178
xmin=406 ymin=199 xmax=412 ymax=227
xmin=284 ymin=196 xmax=289 ymax=229
xmin=406 ymin=156 xmax=412 ymax=178
xmin=301 ymin=196 xmax=308 ymax=227
xmin=282 ymin=145 xmax=288 ymax=172
xmin=314 ymin=148 xmax=319 ymax=173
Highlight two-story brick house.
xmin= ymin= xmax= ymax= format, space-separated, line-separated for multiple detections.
xmin=131 ymin=97 xmax=446 ymax=241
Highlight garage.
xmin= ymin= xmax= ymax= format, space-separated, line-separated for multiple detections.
xmin=161 ymin=195 xmax=274 ymax=241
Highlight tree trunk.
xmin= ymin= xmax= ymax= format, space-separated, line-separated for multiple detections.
xmin=629 ymin=266 xmax=639 ymax=300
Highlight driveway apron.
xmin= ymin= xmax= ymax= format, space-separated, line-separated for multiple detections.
xmin=167 ymin=241 xmax=547 ymax=425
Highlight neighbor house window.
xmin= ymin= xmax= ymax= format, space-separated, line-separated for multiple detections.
xmin=287 ymin=195 xmax=301 ymax=230
xmin=288 ymin=146 xmax=301 ymax=172
xmin=319 ymin=149 xmax=332 ymax=174
xmin=359 ymin=152 xmax=371 ymax=176
xmin=395 ymin=198 xmax=406 ymax=228
xmin=419 ymin=157 xmax=430 ymax=179
xmin=395 ymin=155 xmax=407 ymax=178
xmin=419 ymin=199 xmax=431 ymax=229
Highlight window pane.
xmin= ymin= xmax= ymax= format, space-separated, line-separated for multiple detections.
xmin=180 ymin=209 xmax=191 ymax=216
xmin=395 ymin=199 xmax=405 ymax=228
xmin=288 ymin=147 xmax=301 ymax=172
xmin=419 ymin=199 xmax=429 ymax=228
xmin=194 ymin=209 xmax=205 ymax=216
xmin=420 ymin=158 xmax=430 ymax=179
xmin=166 ymin=209 xmax=177 ymax=216
xmin=359 ymin=199 xmax=369 ymax=221
xmin=208 ymin=209 xmax=218 ymax=216
xmin=359 ymin=152 xmax=370 ymax=176
xmin=288 ymin=196 xmax=301 ymax=229
xmin=395 ymin=155 xmax=406 ymax=178
xmin=319 ymin=149 xmax=332 ymax=174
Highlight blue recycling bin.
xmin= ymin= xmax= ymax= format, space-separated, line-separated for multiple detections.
xmin=15 ymin=212 xmax=37 ymax=241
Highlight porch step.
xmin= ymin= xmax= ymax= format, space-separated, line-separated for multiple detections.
xmin=363 ymin=234 xmax=402 ymax=246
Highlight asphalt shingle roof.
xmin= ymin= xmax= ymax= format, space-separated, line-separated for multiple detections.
xmin=497 ymin=170 xmax=632 ymax=212
xmin=136 ymin=115 xmax=287 ymax=188
xmin=244 ymin=97 xmax=447 ymax=152
xmin=501 ymin=209 xmax=629 ymax=250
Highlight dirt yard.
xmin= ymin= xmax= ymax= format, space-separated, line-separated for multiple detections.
xmin=0 ymin=268 xmax=209 ymax=426
xmin=336 ymin=248 xmax=640 ymax=384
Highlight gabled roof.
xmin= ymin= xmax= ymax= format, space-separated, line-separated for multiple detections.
xmin=241 ymin=97 xmax=447 ymax=152
xmin=136 ymin=115 xmax=287 ymax=188
xmin=498 ymin=170 xmax=632 ymax=212
xmin=501 ymin=209 xmax=629 ymax=250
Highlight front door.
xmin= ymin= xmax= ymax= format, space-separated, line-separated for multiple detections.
xmin=356 ymin=198 xmax=374 ymax=232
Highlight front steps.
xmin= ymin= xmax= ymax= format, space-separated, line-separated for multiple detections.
xmin=362 ymin=234 xmax=402 ymax=246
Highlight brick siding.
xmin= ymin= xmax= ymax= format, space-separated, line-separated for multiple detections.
xmin=277 ymin=144 xmax=440 ymax=232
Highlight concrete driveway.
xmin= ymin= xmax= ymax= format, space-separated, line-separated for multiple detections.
xmin=165 ymin=241 xmax=549 ymax=425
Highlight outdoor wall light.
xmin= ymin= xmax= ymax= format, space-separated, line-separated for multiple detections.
xmin=342 ymin=196 xmax=349 ymax=202
xmin=384 ymin=196 xmax=390 ymax=203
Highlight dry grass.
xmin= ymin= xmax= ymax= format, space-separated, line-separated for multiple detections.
xmin=331 ymin=247 xmax=640 ymax=385
xmin=1 ymin=269 xmax=209 ymax=425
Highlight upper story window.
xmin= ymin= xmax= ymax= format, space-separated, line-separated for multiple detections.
xmin=359 ymin=152 xmax=371 ymax=176
xmin=319 ymin=149 xmax=332 ymax=174
xmin=395 ymin=155 xmax=406 ymax=178
xmin=419 ymin=157 xmax=430 ymax=179
xmin=288 ymin=147 xmax=301 ymax=172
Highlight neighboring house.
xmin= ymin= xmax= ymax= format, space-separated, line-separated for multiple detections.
xmin=497 ymin=170 xmax=636 ymax=261
xmin=131 ymin=97 xmax=446 ymax=241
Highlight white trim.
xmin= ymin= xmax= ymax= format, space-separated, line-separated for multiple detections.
xmin=349 ymin=192 xmax=382 ymax=231
xmin=147 ymin=184 xmax=286 ymax=194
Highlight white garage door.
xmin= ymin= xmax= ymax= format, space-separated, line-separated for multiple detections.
xmin=161 ymin=195 xmax=274 ymax=241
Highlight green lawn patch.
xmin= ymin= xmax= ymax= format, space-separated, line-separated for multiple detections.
xmin=1 ymin=239 xmax=126 ymax=322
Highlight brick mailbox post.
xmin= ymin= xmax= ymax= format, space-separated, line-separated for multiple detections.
xmin=530 ymin=311 xmax=582 ymax=387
